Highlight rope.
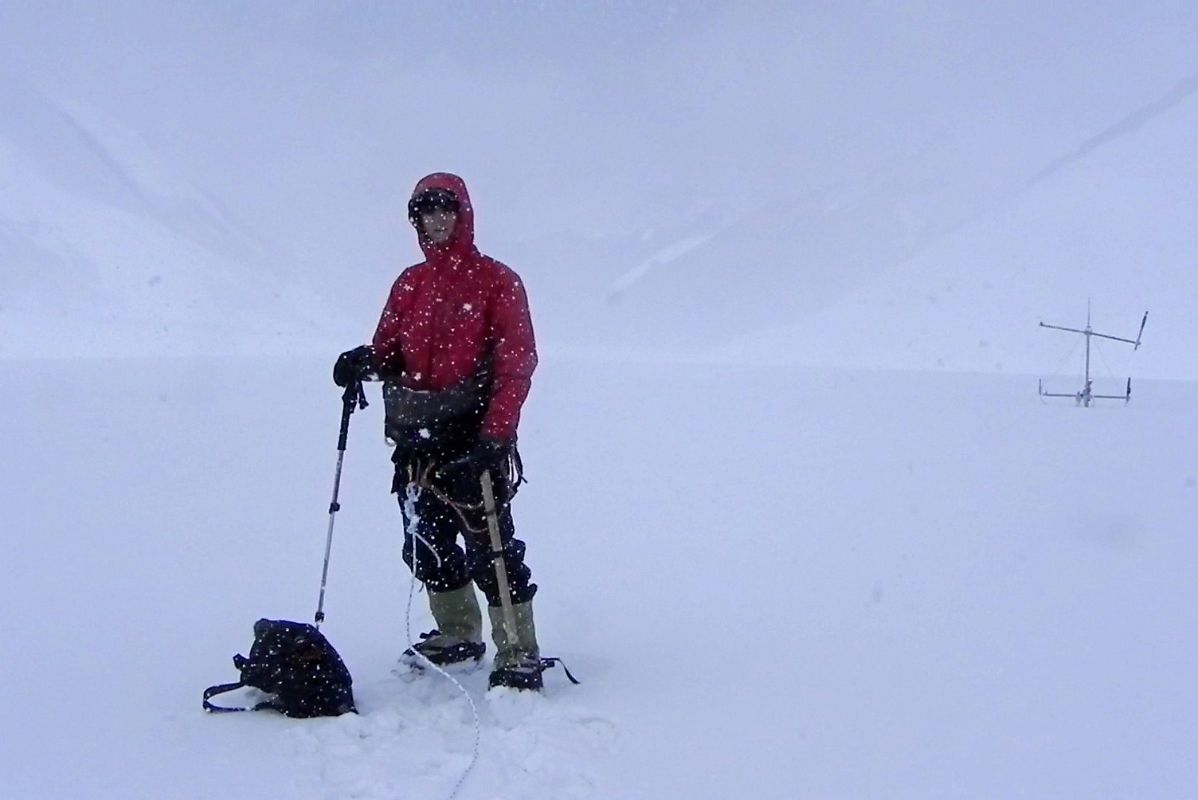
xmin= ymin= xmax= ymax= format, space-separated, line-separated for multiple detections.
xmin=1093 ymin=338 xmax=1118 ymax=381
xmin=406 ymin=449 xmax=523 ymax=535
xmin=402 ymin=484 xmax=481 ymax=800
xmin=1046 ymin=333 xmax=1083 ymax=383
xmin=1040 ymin=332 xmax=1084 ymax=402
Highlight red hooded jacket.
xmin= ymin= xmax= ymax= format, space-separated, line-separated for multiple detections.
xmin=372 ymin=173 xmax=537 ymax=442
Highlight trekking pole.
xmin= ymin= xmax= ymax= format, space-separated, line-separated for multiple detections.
xmin=315 ymin=379 xmax=368 ymax=628
xmin=480 ymin=469 xmax=520 ymax=647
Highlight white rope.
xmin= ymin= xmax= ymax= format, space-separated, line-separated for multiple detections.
xmin=402 ymin=484 xmax=482 ymax=800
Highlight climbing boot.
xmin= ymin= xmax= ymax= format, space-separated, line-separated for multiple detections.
xmin=400 ymin=584 xmax=485 ymax=668
xmin=487 ymin=600 xmax=543 ymax=691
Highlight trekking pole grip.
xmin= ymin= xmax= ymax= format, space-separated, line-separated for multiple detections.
xmin=336 ymin=379 xmax=367 ymax=452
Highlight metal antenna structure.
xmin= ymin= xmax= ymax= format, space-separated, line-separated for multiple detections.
xmin=1038 ymin=302 xmax=1147 ymax=407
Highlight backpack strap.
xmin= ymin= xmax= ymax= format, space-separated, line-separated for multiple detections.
xmin=202 ymin=681 xmax=282 ymax=714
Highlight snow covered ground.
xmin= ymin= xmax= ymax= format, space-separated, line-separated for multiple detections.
xmin=3 ymin=354 xmax=1195 ymax=799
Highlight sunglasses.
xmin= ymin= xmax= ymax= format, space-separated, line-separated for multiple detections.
xmin=408 ymin=189 xmax=461 ymax=221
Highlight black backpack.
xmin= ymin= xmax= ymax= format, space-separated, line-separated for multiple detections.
xmin=203 ymin=618 xmax=356 ymax=718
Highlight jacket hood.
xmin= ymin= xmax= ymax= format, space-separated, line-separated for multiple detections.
xmin=410 ymin=172 xmax=477 ymax=265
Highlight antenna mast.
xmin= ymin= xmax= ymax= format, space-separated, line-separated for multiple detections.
xmin=1038 ymin=305 xmax=1147 ymax=407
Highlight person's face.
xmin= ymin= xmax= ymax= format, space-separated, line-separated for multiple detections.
xmin=420 ymin=208 xmax=458 ymax=244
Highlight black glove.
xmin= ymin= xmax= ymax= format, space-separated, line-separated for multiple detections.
xmin=333 ymin=345 xmax=375 ymax=387
xmin=437 ymin=438 xmax=511 ymax=488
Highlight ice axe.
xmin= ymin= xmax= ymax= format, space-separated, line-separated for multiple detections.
xmin=480 ymin=468 xmax=520 ymax=647
xmin=479 ymin=466 xmax=580 ymax=687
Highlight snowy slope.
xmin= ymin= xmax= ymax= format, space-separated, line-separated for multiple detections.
xmin=7 ymin=7 xmax=1198 ymax=365
xmin=3 ymin=355 xmax=1195 ymax=799
xmin=0 ymin=76 xmax=341 ymax=358
xmin=712 ymin=84 xmax=1198 ymax=381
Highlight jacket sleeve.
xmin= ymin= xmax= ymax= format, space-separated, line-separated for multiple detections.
xmin=372 ymin=269 xmax=418 ymax=375
xmin=482 ymin=270 xmax=538 ymax=441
